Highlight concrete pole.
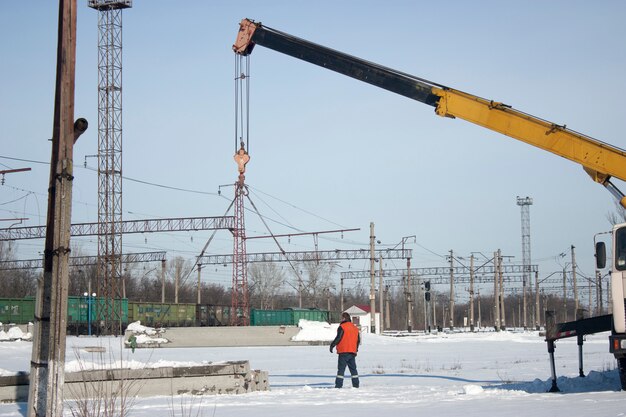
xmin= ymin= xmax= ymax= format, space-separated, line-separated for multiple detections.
xmin=597 ymin=270 xmax=603 ymax=314
xmin=535 ymin=271 xmax=540 ymax=330
xmin=477 ymin=290 xmax=482 ymax=328
xmin=175 ymin=262 xmax=180 ymax=304
xmin=340 ymin=277 xmax=344 ymax=313
xmin=28 ymin=1 xmax=80 ymax=415
xmin=407 ymin=256 xmax=413 ymax=332
xmin=523 ymin=267 xmax=528 ymax=329
xmin=423 ymin=289 xmax=428 ymax=332
xmin=197 ymin=263 xmax=202 ymax=304
xmin=571 ymin=245 xmax=579 ymax=314
xmin=563 ymin=267 xmax=567 ymax=322
xmin=122 ymin=270 xmax=126 ymax=299
xmin=369 ymin=222 xmax=376 ymax=334
xmin=606 ymin=277 xmax=613 ymax=314
xmin=326 ymin=289 xmax=331 ymax=312
xmin=469 ymin=255 xmax=475 ymax=331
xmin=493 ymin=251 xmax=500 ymax=331
xmin=379 ymin=254 xmax=384 ymax=332
xmin=498 ymin=250 xmax=506 ymax=329
xmin=433 ymin=293 xmax=437 ymax=330
xmin=161 ymin=259 xmax=166 ymax=303
xmin=384 ymin=286 xmax=391 ymax=329
xmin=449 ymin=250 xmax=454 ymax=330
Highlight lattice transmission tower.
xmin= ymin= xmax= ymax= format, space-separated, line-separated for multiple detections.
xmin=231 ymin=55 xmax=251 ymax=325
xmin=517 ymin=196 xmax=533 ymax=328
xmin=88 ymin=0 xmax=132 ymax=334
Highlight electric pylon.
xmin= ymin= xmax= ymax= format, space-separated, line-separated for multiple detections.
xmin=232 ymin=143 xmax=250 ymax=325
xmin=517 ymin=195 xmax=533 ymax=329
xmin=88 ymin=0 xmax=132 ymax=334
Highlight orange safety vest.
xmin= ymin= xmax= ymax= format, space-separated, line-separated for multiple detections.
xmin=336 ymin=321 xmax=359 ymax=354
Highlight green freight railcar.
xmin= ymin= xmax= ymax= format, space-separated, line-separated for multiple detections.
xmin=291 ymin=308 xmax=330 ymax=323
xmin=250 ymin=308 xmax=331 ymax=326
xmin=128 ymin=302 xmax=195 ymax=327
xmin=250 ymin=309 xmax=293 ymax=326
xmin=0 ymin=297 xmax=35 ymax=325
xmin=66 ymin=297 xmax=129 ymax=324
xmin=67 ymin=297 xmax=128 ymax=334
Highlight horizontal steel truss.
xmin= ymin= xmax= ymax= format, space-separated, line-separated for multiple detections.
xmin=0 ymin=216 xmax=234 ymax=241
xmin=0 ymin=251 xmax=166 ymax=271
xmin=341 ymin=264 xmax=538 ymax=280
xmin=200 ymin=249 xmax=412 ymax=264
xmin=380 ymin=274 xmax=529 ymax=285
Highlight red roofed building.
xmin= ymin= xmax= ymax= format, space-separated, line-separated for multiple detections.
xmin=344 ymin=304 xmax=380 ymax=334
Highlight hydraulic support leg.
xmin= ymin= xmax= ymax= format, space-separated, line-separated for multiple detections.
xmin=547 ymin=340 xmax=560 ymax=392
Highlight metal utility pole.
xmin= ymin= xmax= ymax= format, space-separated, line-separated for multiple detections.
xmin=88 ymin=0 xmax=132 ymax=335
xmin=448 ymin=250 xmax=454 ymax=330
xmin=28 ymin=1 xmax=86 ymax=414
xmin=369 ymin=222 xmax=376 ymax=334
xmin=517 ymin=196 xmax=533 ymax=329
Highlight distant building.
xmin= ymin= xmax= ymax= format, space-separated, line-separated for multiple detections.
xmin=344 ymin=304 xmax=380 ymax=334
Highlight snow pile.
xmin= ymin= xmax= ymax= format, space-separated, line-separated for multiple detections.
xmin=65 ymin=358 xmax=218 ymax=372
xmin=463 ymin=384 xmax=484 ymax=395
xmin=290 ymin=319 xmax=338 ymax=342
xmin=132 ymin=334 xmax=169 ymax=345
xmin=125 ymin=321 xmax=169 ymax=345
xmin=0 ymin=326 xmax=32 ymax=342
xmin=126 ymin=321 xmax=158 ymax=335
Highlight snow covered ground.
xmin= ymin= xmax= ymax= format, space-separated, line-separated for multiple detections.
xmin=0 ymin=322 xmax=623 ymax=417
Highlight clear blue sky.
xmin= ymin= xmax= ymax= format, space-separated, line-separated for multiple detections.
xmin=1 ymin=1 xmax=625 ymax=298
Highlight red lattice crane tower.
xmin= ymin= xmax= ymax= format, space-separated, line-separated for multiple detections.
xmin=231 ymin=143 xmax=250 ymax=325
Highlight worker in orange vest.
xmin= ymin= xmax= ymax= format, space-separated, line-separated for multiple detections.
xmin=330 ymin=312 xmax=361 ymax=388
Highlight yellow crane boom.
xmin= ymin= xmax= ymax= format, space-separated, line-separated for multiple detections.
xmin=233 ymin=18 xmax=626 ymax=206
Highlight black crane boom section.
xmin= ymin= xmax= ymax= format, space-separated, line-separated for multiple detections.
xmin=233 ymin=19 xmax=441 ymax=107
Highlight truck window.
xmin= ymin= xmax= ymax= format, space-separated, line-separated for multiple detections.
xmin=615 ymin=226 xmax=626 ymax=271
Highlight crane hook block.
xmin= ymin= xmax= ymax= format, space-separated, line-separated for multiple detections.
xmin=234 ymin=144 xmax=250 ymax=174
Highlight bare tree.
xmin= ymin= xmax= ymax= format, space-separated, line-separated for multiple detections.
xmin=298 ymin=262 xmax=336 ymax=308
xmin=0 ymin=241 xmax=37 ymax=298
xmin=607 ymin=200 xmax=626 ymax=225
xmin=249 ymin=262 xmax=286 ymax=309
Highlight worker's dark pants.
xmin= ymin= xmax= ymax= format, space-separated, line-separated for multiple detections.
xmin=335 ymin=353 xmax=359 ymax=388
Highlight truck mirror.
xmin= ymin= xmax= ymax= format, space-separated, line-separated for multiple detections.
xmin=595 ymin=241 xmax=606 ymax=269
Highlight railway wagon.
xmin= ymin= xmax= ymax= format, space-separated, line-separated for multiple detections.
xmin=0 ymin=297 xmax=35 ymax=328
xmin=127 ymin=301 xmax=196 ymax=327
xmin=67 ymin=297 xmax=128 ymax=335
xmin=196 ymin=304 xmax=230 ymax=326
xmin=250 ymin=308 xmax=331 ymax=326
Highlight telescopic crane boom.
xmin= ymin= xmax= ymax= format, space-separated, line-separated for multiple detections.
xmin=233 ymin=18 xmax=626 ymax=207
